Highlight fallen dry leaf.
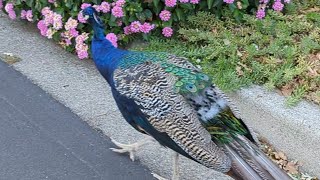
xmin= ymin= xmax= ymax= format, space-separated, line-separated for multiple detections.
xmin=258 ymin=136 xmax=318 ymax=180
xmin=236 ymin=66 xmax=244 ymax=76
xmin=0 ymin=53 xmax=21 ymax=64
xmin=284 ymin=162 xmax=299 ymax=175
xmin=281 ymin=84 xmax=294 ymax=96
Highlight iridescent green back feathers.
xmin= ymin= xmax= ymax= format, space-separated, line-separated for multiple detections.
xmin=118 ymin=52 xmax=211 ymax=94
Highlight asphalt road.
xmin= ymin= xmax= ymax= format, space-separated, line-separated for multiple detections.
xmin=0 ymin=60 xmax=153 ymax=180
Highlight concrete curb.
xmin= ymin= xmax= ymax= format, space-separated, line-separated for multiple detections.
xmin=1 ymin=12 xmax=319 ymax=178
xmin=229 ymin=86 xmax=320 ymax=177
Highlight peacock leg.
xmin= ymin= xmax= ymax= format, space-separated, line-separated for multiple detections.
xmin=172 ymin=152 xmax=179 ymax=180
xmin=110 ymin=136 xmax=154 ymax=161
xmin=152 ymin=151 xmax=180 ymax=180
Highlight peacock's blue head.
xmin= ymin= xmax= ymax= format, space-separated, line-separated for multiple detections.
xmin=82 ymin=6 xmax=103 ymax=27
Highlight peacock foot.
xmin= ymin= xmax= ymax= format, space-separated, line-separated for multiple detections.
xmin=151 ymin=152 xmax=180 ymax=180
xmin=109 ymin=136 xmax=154 ymax=161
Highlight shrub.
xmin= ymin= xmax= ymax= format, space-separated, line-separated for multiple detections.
xmin=0 ymin=0 xmax=290 ymax=59
xmin=133 ymin=8 xmax=320 ymax=105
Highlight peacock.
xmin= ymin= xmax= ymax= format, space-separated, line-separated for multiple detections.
xmin=82 ymin=7 xmax=291 ymax=180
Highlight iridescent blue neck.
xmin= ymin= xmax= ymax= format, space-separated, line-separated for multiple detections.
xmin=90 ymin=19 xmax=106 ymax=41
xmin=90 ymin=18 xmax=118 ymax=61
xmin=89 ymin=18 xmax=128 ymax=84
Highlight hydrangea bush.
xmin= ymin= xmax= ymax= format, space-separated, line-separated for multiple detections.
xmin=0 ymin=0 xmax=290 ymax=59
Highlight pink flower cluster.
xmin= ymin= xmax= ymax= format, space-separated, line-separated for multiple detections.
xmin=81 ymin=3 xmax=92 ymax=10
xmin=97 ymin=2 xmax=111 ymax=13
xmin=0 ymin=0 xmax=3 ymax=9
xmin=111 ymin=6 xmax=124 ymax=17
xmin=60 ymin=17 xmax=79 ymax=46
xmin=272 ymin=0 xmax=284 ymax=11
xmin=223 ymin=0 xmax=234 ymax=4
xmin=65 ymin=18 xmax=78 ymax=31
xmin=259 ymin=0 xmax=269 ymax=3
xmin=165 ymin=0 xmax=177 ymax=7
xmin=41 ymin=7 xmax=63 ymax=30
xmin=75 ymin=33 xmax=89 ymax=59
xmin=159 ymin=10 xmax=171 ymax=21
xmin=124 ymin=21 xmax=155 ymax=35
xmin=256 ymin=0 xmax=290 ymax=19
xmin=36 ymin=7 xmax=64 ymax=39
xmin=83 ymin=2 xmax=111 ymax=14
xmin=48 ymin=0 xmax=56 ymax=3
xmin=5 ymin=3 xmax=16 ymax=20
xmin=21 ymin=10 xmax=33 ymax=22
xmin=167 ymin=0 xmax=198 ymax=5
xmin=256 ymin=8 xmax=266 ymax=19
xmin=106 ymin=33 xmax=118 ymax=47
xmin=162 ymin=27 xmax=173 ymax=37
xmin=190 ymin=0 xmax=200 ymax=4
xmin=37 ymin=20 xmax=48 ymax=36
xmin=77 ymin=11 xmax=87 ymax=23
xmin=116 ymin=0 xmax=126 ymax=7
xmin=179 ymin=0 xmax=189 ymax=3
xmin=109 ymin=0 xmax=126 ymax=18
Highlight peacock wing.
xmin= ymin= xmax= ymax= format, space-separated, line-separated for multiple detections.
xmin=113 ymin=59 xmax=232 ymax=173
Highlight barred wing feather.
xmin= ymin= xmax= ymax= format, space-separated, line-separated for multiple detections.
xmin=113 ymin=61 xmax=232 ymax=172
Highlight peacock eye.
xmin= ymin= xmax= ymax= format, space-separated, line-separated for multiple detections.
xmin=185 ymin=83 xmax=197 ymax=93
xmin=175 ymin=81 xmax=183 ymax=87
xmin=197 ymin=73 xmax=209 ymax=81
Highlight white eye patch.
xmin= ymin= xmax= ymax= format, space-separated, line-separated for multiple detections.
xmin=93 ymin=13 xmax=101 ymax=25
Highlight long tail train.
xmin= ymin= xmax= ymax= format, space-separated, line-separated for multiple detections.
xmin=223 ymin=135 xmax=291 ymax=180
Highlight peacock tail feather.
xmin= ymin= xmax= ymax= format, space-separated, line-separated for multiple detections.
xmin=204 ymin=108 xmax=249 ymax=143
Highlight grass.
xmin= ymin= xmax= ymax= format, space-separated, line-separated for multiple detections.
xmin=131 ymin=1 xmax=320 ymax=106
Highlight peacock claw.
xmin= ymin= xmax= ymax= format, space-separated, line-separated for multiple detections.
xmin=110 ymin=138 xmax=138 ymax=161
xmin=110 ymin=136 xmax=154 ymax=162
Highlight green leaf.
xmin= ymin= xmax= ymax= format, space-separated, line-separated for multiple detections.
xmin=144 ymin=9 xmax=153 ymax=19
xmin=153 ymin=0 xmax=160 ymax=8
xmin=162 ymin=18 xmax=173 ymax=27
xmin=241 ymin=0 xmax=249 ymax=9
xmin=136 ymin=12 xmax=146 ymax=21
xmin=26 ymin=0 xmax=34 ymax=7
xmin=199 ymin=1 xmax=208 ymax=9
xmin=207 ymin=0 xmax=214 ymax=9
xmin=15 ymin=0 xmax=22 ymax=5
xmin=56 ymin=7 xmax=65 ymax=16
xmin=52 ymin=32 xmax=61 ymax=41
xmin=233 ymin=9 xmax=243 ymax=22
xmin=175 ymin=8 xmax=183 ymax=21
xmin=108 ymin=15 xmax=117 ymax=27
xmin=213 ymin=0 xmax=223 ymax=7
xmin=142 ymin=33 xmax=150 ymax=41
xmin=306 ymin=12 xmax=320 ymax=22
xmin=228 ymin=3 xmax=237 ymax=12
xmin=128 ymin=15 xmax=136 ymax=22
xmin=92 ymin=0 xmax=99 ymax=4
xmin=180 ymin=3 xmax=193 ymax=10
xmin=152 ymin=4 xmax=162 ymax=15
